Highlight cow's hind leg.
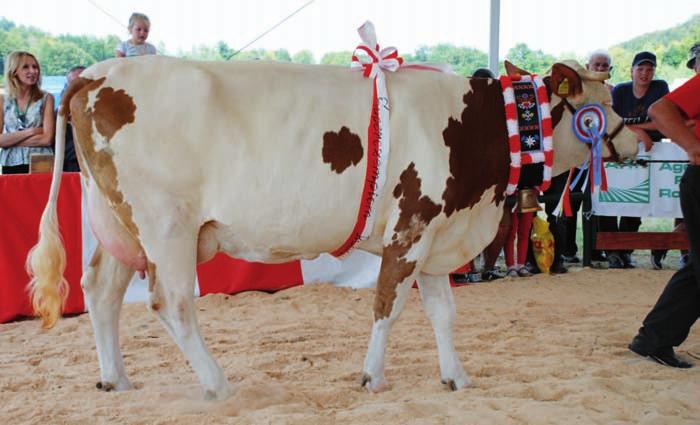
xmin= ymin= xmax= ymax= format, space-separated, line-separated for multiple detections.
xmin=147 ymin=237 xmax=231 ymax=400
xmin=417 ymin=273 xmax=470 ymax=390
xmin=82 ymin=244 xmax=135 ymax=391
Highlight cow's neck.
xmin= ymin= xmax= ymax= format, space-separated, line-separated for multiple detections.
xmin=550 ymin=95 xmax=576 ymax=129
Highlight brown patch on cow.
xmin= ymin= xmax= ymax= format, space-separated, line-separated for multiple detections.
xmin=69 ymin=77 xmax=141 ymax=239
xmin=93 ymin=87 xmax=136 ymax=142
xmin=374 ymin=163 xmax=440 ymax=320
xmin=59 ymin=77 xmax=94 ymax=119
xmin=147 ymin=261 xmax=157 ymax=293
xmin=392 ymin=163 xmax=442 ymax=243
xmin=322 ymin=126 xmax=363 ymax=173
xmin=72 ymin=126 xmax=90 ymax=180
xmin=374 ymin=245 xmax=416 ymax=320
xmin=441 ymin=78 xmax=510 ymax=217
xmin=61 ymin=77 xmax=94 ymax=180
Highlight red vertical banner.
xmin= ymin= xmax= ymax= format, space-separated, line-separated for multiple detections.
xmin=0 ymin=173 xmax=84 ymax=323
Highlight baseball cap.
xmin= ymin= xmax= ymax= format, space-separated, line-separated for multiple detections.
xmin=686 ymin=43 xmax=700 ymax=69
xmin=632 ymin=51 xmax=656 ymax=67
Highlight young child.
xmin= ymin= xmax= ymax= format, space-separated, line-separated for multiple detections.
xmin=115 ymin=13 xmax=157 ymax=57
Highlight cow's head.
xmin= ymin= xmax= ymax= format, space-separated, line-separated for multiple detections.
xmin=505 ymin=60 xmax=638 ymax=176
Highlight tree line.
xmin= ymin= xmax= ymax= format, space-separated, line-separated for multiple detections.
xmin=1 ymin=15 xmax=697 ymax=84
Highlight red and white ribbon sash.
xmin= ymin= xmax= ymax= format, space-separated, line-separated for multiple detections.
xmin=499 ymin=74 xmax=554 ymax=195
xmin=331 ymin=21 xmax=396 ymax=257
xmin=332 ymin=21 xmax=451 ymax=257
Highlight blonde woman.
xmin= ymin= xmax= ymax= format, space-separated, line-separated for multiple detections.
xmin=0 ymin=51 xmax=55 ymax=174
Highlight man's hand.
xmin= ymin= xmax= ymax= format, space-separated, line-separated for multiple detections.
xmin=685 ymin=144 xmax=700 ymax=165
xmin=628 ymin=125 xmax=653 ymax=151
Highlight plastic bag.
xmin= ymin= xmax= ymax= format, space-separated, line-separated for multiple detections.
xmin=530 ymin=215 xmax=554 ymax=274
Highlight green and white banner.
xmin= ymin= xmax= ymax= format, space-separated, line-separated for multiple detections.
xmin=593 ymin=142 xmax=688 ymax=218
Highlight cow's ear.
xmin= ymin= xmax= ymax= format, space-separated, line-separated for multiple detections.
xmin=550 ymin=63 xmax=583 ymax=98
xmin=504 ymin=60 xmax=531 ymax=78
xmin=542 ymin=76 xmax=553 ymax=99
xmin=543 ymin=76 xmax=552 ymax=91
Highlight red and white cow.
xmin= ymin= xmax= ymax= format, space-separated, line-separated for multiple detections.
xmin=28 ymin=56 xmax=637 ymax=399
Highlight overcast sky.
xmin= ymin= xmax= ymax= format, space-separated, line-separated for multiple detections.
xmin=2 ymin=0 xmax=699 ymax=60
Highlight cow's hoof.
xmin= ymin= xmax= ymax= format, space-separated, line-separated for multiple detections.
xmin=361 ymin=373 xmax=389 ymax=393
xmin=95 ymin=381 xmax=115 ymax=392
xmin=441 ymin=375 xmax=472 ymax=391
xmin=203 ymin=384 xmax=233 ymax=401
xmin=95 ymin=378 xmax=133 ymax=392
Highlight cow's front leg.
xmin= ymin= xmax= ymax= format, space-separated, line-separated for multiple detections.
xmin=82 ymin=244 xmax=135 ymax=392
xmin=416 ymin=273 xmax=470 ymax=390
xmin=362 ymin=229 xmax=428 ymax=392
xmin=362 ymin=273 xmax=415 ymax=393
xmin=362 ymin=161 xmax=442 ymax=392
xmin=146 ymin=235 xmax=231 ymax=401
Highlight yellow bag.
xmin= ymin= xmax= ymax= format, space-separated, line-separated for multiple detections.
xmin=530 ymin=215 xmax=554 ymax=274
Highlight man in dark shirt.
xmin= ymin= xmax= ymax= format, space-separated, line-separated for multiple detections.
xmin=55 ymin=65 xmax=85 ymax=172
xmin=612 ymin=51 xmax=669 ymax=147
xmin=600 ymin=52 xmax=669 ymax=268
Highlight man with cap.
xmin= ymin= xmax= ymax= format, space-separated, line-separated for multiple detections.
xmin=613 ymin=51 xmax=669 ymax=148
xmin=628 ymin=45 xmax=700 ymax=369
xmin=601 ymin=52 xmax=670 ymax=269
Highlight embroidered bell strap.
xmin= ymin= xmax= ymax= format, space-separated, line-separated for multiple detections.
xmin=499 ymin=74 xmax=554 ymax=195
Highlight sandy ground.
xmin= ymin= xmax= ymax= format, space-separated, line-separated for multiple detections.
xmin=1 ymin=268 xmax=699 ymax=424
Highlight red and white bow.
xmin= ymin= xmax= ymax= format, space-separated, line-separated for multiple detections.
xmin=351 ymin=21 xmax=404 ymax=79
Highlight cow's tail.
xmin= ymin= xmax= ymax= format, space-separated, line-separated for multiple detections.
xmin=26 ymin=86 xmax=73 ymax=329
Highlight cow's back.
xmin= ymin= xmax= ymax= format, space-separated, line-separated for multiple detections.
xmin=77 ymin=57 xmax=504 ymax=265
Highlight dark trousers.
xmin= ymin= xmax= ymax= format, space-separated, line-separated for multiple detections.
xmin=533 ymin=170 xmax=586 ymax=264
xmin=543 ymin=173 xmax=569 ymax=264
xmin=63 ymin=161 xmax=81 ymax=172
xmin=637 ymin=166 xmax=700 ymax=349
xmin=1 ymin=164 xmax=29 ymax=174
xmin=552 ymin=169 xmax=585 ymax=257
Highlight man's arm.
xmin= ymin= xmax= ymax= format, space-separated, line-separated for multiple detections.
xmin=628 ymin=121 xmax=660 ymax=131
xmin=627 ymin=125 xmax=653 ymax=151
xmin=649 ymin=98 xmax=700 ymax=165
